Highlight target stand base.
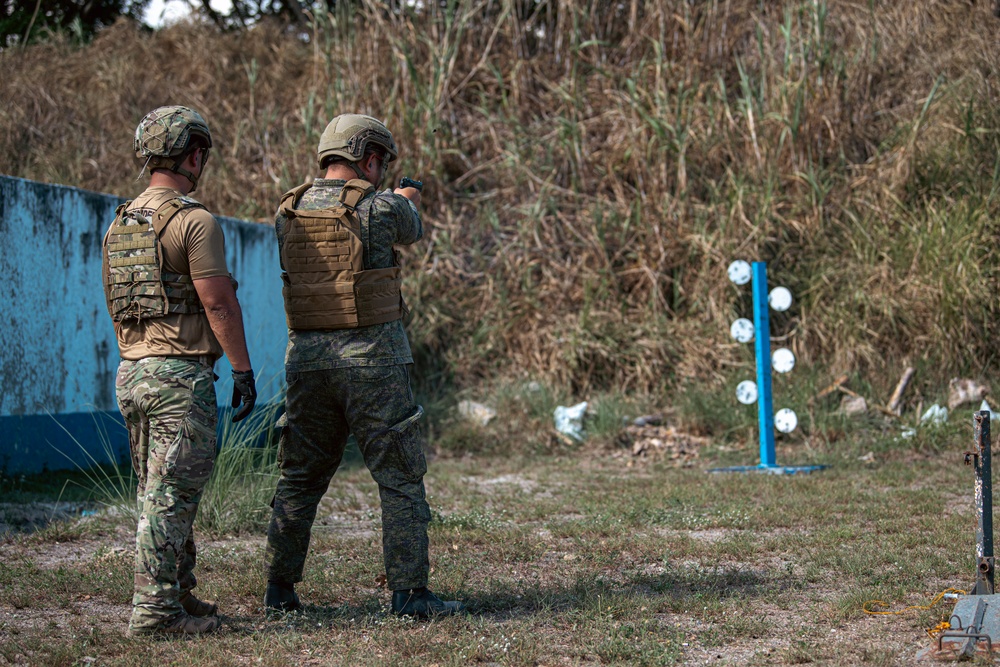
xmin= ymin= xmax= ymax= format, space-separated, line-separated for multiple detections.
xmin=916 ymin=594 xmax=1000 ymax=661
xmin=707 ymin=464 xmax=827 ymax=475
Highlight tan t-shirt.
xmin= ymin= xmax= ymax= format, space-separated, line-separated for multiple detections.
xmin=113 ymin=186 xmax=230 ymax=361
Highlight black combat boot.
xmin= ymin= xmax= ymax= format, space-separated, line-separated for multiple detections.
xmin=264 ymin=581 xmax=302 ymax=612
xmin=391 ymin=588 xmax=465 ymax=618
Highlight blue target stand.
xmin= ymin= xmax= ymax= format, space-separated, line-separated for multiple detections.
xmin=709 ymin=261 xmax=827 ymax=475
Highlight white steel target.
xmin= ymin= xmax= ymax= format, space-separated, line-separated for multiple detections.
xmin=736 ymin=381 xmax=758 ymax=405
xmin=730 ymin=318 xmax=754 ymax=343
xmin=775 ymin=408 xmax=798 ymax=434
xmin=727 ymin=260 xmax=752 ymax=286
xmin=772 ymin=348 xmax=795 ymax=373
xmin=769 ymin=286 xmax=792 ymax=312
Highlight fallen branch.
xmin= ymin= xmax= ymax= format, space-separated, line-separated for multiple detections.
xmin=812 ymin=374 xmax=849 ymax=403
xmin=886 ymin=367 xmax=915 ymax=415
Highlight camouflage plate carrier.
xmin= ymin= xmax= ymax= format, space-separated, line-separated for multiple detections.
xmin=277 ymin=179 xmax=406 ymax=331
xmin=102 ymin=197 xmax=205 ymax=322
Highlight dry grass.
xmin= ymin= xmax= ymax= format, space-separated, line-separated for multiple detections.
xmin=3 ymin=0 xmax=1000 ymax=403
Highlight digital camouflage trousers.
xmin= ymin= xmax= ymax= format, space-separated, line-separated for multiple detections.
xmin=115 ymin=357 xmax=217 ymax=631
xmin=265 ymin=364 xmax=431 ymax=591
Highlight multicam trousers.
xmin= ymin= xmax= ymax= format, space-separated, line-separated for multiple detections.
xmin=265 ymin=365 xmax=431 ymax=591
xmin=115 ymin=357 xmax=217 ymax=631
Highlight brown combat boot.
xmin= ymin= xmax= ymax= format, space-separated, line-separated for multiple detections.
xmin=127 ymin=612 xmax=221 ymax=637
xmin=179 ymin=591 xmax=218 ymax=617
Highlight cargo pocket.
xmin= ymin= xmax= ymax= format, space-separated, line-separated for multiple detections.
xmin=165 ymin=372 xmax=217 ymax=490
xmin=389 ymin=406 xmax=427 ymax=482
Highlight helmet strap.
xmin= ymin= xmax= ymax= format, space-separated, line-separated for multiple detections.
xmin=170 ymin=150 xmax=200 ymax=192
xmin=350 ymin=162 xmax=368 ymax=182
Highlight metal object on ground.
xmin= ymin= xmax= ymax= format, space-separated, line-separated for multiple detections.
xmin=919 ymin=595 xmax=998 ymax=660
xmin=707 ymin=464 xmax=826 ymax=475
xmin=970 ymin=411 xmax=995 ymax=596
xmin=918 ymin=411 xmax=998 ymax=661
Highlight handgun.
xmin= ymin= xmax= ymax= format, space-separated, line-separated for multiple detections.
xmin=399 ymin=177 xmax=423 ymax=192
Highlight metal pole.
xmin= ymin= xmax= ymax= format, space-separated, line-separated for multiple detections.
xmin=752 ymin=262 xmax=775 ymax=468
xmin=973 ymin=410 xmax=994 ymax=595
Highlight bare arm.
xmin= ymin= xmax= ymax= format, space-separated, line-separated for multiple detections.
xmin=193 ymin=276 xmax=252 ymax=372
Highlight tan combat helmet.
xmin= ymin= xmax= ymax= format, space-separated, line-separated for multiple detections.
xmin=317 ymin=114 xmax=398 ymax=184
xmin=134 ymin=105 xmax=213 ymax=191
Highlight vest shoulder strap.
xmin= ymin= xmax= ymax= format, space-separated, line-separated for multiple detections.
xmin=339 ymin=179 xmax=375 ymax=210
xmin=279 ymin=182 xmax=315 ymax=218
xmin=150 ymin=196 xmax=206 ymax=237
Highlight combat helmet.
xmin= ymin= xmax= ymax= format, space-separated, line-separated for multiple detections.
xmin=134 ymin=105 xmax=213 ymax=190
xmin=317 ymin=114 xmax=398 ymax=173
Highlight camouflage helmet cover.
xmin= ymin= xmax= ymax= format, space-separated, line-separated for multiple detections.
xmin=134 ymin=105 xmax=213 ymax=160
xmin=317 ymin=114 xmax=398 ymax=169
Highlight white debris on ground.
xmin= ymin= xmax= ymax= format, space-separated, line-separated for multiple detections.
xmin=553 ymin=402 xmax=588 ymax=442
xmin=896 ymin=402 xmax=949 ymax=440
xmin=920 ymin=403 xmax=948 ymax=425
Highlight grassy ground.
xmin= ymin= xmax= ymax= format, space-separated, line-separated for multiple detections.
xmin=0 ymin=414 xmax=987 ymax=666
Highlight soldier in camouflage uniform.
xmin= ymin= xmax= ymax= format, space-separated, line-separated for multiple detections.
xmin=103 ymin=106 xmax=258 ymax=636
xmin=264 ymin=114 xmax=463 ymax=618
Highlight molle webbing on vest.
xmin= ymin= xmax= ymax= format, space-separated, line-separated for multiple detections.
xmin=102 ymin=198 xmax=204 ymax=322
xmin=278 ymin=179 xmax=406 ymax=330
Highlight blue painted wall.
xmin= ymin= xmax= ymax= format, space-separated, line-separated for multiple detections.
xmin=0 ymin=175 xmax=287 ymax=474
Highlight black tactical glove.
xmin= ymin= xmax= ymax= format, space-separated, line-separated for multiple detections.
xmin=231 ymin=369 xmax=257 ymax=423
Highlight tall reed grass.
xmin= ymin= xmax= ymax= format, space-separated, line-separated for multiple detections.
xmin=3 ymin=0 xmax=999 ymax=404
xmin=195 ymin=402 xmax=281 ymax=536
xmin=51 ymin=403 xmax=281 ymax=536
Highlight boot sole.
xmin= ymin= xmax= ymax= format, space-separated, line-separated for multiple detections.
xmin=127 ymin=616 xmax=221 ymax=636
xmin=127 ymin=625 xmax=220 ymax=637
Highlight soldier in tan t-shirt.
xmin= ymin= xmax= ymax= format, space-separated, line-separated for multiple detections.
xmin=114 ymin=187 xmax=230 ymax=360
xmin=102 ymin=106 xmax=257 ymax=637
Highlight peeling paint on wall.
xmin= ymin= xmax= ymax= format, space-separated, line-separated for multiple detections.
xmin=0 ymin=175 xmax=288 ymax=473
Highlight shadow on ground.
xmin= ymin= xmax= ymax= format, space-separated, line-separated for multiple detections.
xmin=219 ymin=566 xmax=795 ymax=634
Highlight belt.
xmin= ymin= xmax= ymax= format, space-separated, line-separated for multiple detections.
xmin=175 ymin=355 xmax=214 ymax=366
xmin=131 ymin=355 xmax=215 ymax=366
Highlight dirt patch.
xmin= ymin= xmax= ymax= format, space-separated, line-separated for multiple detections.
xmin=312 ymin=512 xmax=379 ymax=540
xmin=0 ymin=502 xmax=99 ymax=537
xmin=462 ymin=474 xmax=541 ymax=495
xmin=613 ymin=424 xmax=708 ymax=467
xmin=0 ymin=529 xmax=131 ymax=570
